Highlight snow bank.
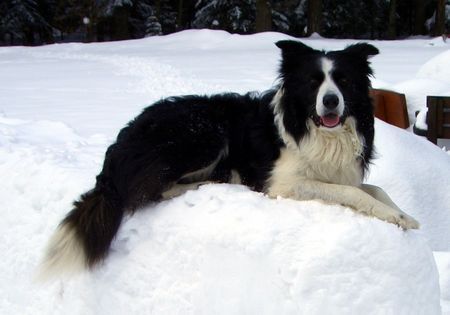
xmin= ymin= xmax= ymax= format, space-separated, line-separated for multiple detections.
xmin=367 ymin=120 xmax=450 ymax=251
xmin=393 ymin=78 xmax=450 ymax=124
xmin=41 ymin=185 xmax=440 ymax=315
xmin=392 ymin=49 xmax=450 ymax=124
xmin=435 ymin=251 xmax=450 ymax=314
xmin=417 ymin=49 xmax=450 ymax=84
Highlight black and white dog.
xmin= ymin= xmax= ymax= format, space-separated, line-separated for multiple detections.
xmin=39 ymin=40 xmax=419 ymax=278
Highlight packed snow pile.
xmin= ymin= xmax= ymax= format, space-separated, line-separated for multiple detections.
xmin=39 ymin=184 xmax=440 ymax=315
xmin=28 ymin=185 xmax=441 ymax=315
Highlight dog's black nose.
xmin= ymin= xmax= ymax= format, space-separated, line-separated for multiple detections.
xmin=323 ymin=94 xmax=339 ymax=109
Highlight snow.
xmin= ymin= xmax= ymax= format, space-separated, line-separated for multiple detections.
xmin=417 ymin=49 xmax=450 ymax=84
xmin=367 ymin=120 xmax=450 ymax=251
xmin=1 ymin=30 xmax=449 ymax=314
xmin=392 ymin=49 xmax=450 ymax=124
xmin=435 ymin=251 xmax=450 ymax=314
xmin=393 ymin=78 xmax=449 ymax=124
xmin=28 ymin=185 xmax=442 ymax=314
xmin=415 ymin=107 xmax=428 ymax=130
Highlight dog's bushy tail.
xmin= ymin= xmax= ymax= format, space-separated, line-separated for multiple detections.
xmin=37 ymin=183 xmax=124 ymax=280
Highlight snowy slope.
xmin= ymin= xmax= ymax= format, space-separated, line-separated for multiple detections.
xmin=28 ymin=186 xmax=442 ymax=314
xmin=0 ymin=31 xmax=449 ymax=314
xmin=367 ymin=119 xmax=450 ymax=251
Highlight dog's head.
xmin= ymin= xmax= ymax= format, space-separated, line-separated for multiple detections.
xmin=274 ymin=40 xmax=378 ymax=141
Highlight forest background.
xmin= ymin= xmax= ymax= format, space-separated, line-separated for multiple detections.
xmin=1 ymin=0 xmax=449 ymax=46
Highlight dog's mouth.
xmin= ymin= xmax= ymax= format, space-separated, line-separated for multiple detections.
xmin=312 ymin=113 xmax=343 ymax=128
xmin=320 ymin=114 xmax=341 ymax=128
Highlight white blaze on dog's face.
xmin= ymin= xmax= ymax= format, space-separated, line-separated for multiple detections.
xmin=315 ymin=57 xmax=345 ymax=129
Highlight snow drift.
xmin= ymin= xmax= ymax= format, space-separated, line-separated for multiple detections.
xmin=41 ymin=184 xmax=441 ymax=315
xmin=367 ymin=120 xmax=450 ymax=251
xmin=392 ymin=48 xmax=450 ymax=125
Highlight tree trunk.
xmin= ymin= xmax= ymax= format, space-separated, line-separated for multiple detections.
xmin=155 ymin=0 xmax=161 ymax=20
xmin=307 ymin=0 xmax=322 ymax=36
xmin=369 ymin=0 xmax=375 ymax=40
xmin=387 ymin=0 xmax=397 ymax=39
xmin=177 ymin=0 xmax=184 ymax=30
xmin=413 ymin=0 xmax=426 ymax=35
xmin=111 ymin=6 xmax=130 ymax=40
xmin=434 ymin=0 xmax=446 ymax=36
xmin=255 ymin=0 xmax=272 ymax=32
xmin=85 ymin=0 xmax=98 ymax=43
xmin=24 ymin=28 xmax=35 ymax=46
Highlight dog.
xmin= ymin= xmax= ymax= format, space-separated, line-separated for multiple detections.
xmin=38 ymin=40 xmax=419 ymax=278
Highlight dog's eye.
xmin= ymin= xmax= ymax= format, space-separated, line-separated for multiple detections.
xmin=310 ymin=78 xmax=320 ymax=87
xmin=338 ymin=77 xmax=349 ymax=86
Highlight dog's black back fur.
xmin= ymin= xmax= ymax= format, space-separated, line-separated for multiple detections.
xmin=64 ymin=92 xmax=284 ymax=266
xmin=111 ymin=92 xmax=283 ymax=200
xmin=42 ymin=41 xmax=378 ymax=273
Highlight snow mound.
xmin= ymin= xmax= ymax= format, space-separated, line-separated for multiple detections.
xmin=417 ymin=49 xmax=450 ymax=84
xmin=434 ymin=251 xmax=450 ymax=314
xmin=392 ymin=78 xmax=450 ymax=124
xmin=391 ymin=49 xmax=450 ymax=124
xmin=367 ymin=120 xmax=450 ymax=251
xmin=33 ymin=184 xmax=439 ymax=315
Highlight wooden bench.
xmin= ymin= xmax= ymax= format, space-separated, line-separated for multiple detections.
xmin=370 ymin=89 xmax=410 ymax=129
xmin=424 ymin=96 xmax=450 ymax=144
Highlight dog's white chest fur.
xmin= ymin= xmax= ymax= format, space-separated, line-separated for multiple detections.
xmin=267 ymin=118 xmax=364 ymax=197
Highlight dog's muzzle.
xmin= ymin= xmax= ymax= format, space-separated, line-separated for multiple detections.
xmin=313 ymin=93 xmax=345 ymax=128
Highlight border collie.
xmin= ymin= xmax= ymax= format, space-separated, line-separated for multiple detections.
xmin=39 ymin=40 xmax=419 ymax=278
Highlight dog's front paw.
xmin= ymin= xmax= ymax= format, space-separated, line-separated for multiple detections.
xmin=396 ymin=212 xmax=420 ymax=230
xmin=266 ymin=187 xmax=296 ymax=200
xmin=371 ymin=204 xmax=420 ymax=230
xmin=387 ymin=211 xmax=420 ymax=230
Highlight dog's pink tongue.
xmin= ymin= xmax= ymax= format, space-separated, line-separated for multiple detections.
xmin=321 ymin=114 xmax=340 ymax=128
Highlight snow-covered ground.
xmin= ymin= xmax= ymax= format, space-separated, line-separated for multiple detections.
xmin=0 ymin=30 xmax=449 ymax=314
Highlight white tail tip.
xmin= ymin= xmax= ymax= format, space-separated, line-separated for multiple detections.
xmin=35 ymin=223 xmax=87 ymax=282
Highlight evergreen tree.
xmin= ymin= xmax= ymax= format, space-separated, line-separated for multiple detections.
xmin=158 ymin=0 xmax=178 ymax=34
xmin=52 ymin=0 xmax=84 ymax=41
xmin=104 ymin=0 xmax=133 ymax=40
xmin=321 ymin=0 xmax=388 ymax=39
xmin=145 ymin=15 xmax=162 ymax=35
xmin=271 ymin=0 xmax=307 ymax=36
xmin=0 ymin=0 xmax=53 ymax=45
xmin=128 ymin=0 xmax=162 ymax=37
xmin=192 ymin=0 xmax=255 ymax=34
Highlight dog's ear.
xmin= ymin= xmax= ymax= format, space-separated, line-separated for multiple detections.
xmin=275 ymin=40 xmax=316 ymax=58
xmin=343 ymin=43 xmax=379 ymax=59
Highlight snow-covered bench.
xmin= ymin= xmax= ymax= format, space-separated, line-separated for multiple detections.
xmin=413 ymin=96 xmax=450 ymax=144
